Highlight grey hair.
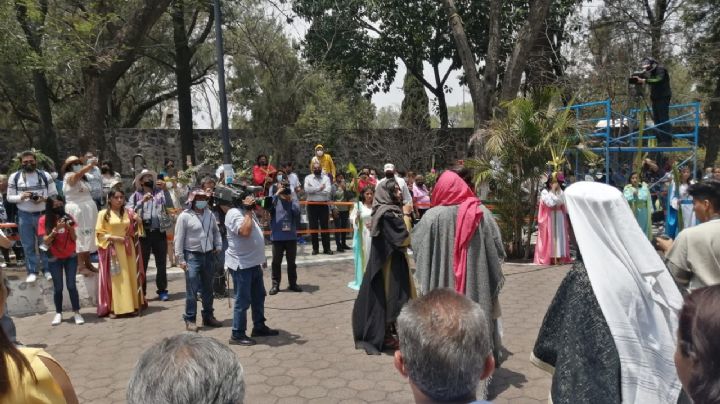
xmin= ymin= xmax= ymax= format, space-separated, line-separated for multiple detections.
xmin=397 ymin=288 xmax=491 ymax=402
xmin=127 ymin=333 xmax=245 ymax=404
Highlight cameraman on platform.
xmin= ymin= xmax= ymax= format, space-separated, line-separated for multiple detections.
xmin=635 ymin=57 xmax=672 ymax=147
xmin=219 ymin=189 xmax=279 ymax=346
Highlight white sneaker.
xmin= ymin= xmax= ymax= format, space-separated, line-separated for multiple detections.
xmin=51 ymin=313 xmax=62 ymax=326
xmin=26 ymin=274 xmax=37 ymax=283
xmin=44 ymin=272 xmax=52 ymax=281
xmin=73 ymin=313 xmax=85 ymax=325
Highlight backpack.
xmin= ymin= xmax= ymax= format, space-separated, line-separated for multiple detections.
xmin=12 ymin=169 xmax=50 ymax=191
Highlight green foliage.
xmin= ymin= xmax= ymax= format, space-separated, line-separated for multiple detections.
xmin=197 ymin=135 xmax=248 ymax=173
xmin=228 ymin=6 xmax=375 ymax=160
xmin=373 ymin=106 xmax=400 ymax=129
xmin=399 ymin=72 xmax=431 ymax=130
xmin=466 ymin=87 xmax=581 ymax=258
xmin=6 ymin=148 xmax=57 ymax=175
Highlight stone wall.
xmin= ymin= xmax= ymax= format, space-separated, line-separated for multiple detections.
xmin=0 ymin=128 xmax=475 ymax=178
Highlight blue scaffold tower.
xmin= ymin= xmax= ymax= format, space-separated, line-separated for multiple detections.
xmin=564 ymin=99 xmax=702 ymax=182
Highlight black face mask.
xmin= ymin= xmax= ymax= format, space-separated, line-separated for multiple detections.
xmin=22 ymin=163 xmax=36 ymax=172
xmin=52 ymin=207 xmax=65 ymax=215
xmin=143 ymin=180 xmax=154 ymax=188
xmin=385 ymin=172 xmax=394 ymax=179
xmin=416 ymin=182 xmax=424 ymax=187
xmin=101 ymin=167 xmax=110 ymax=174
xmin=313 ymin=169 xmax=321 ymax=176
xmin=259 ymin=161 xmax=267 ymax=167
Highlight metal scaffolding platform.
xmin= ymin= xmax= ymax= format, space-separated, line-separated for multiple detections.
xmin=564 ymin=99 xmax=701 ymax=182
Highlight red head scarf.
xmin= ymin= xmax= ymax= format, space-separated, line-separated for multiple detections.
xmin=430 ymin=171 xmax=483 ymax=294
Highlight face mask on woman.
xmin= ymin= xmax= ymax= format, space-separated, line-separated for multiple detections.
xmin=72 ymin=164 xmax=83 ymax=173
xmin=194 ymin=200 xmax=208 ymax=209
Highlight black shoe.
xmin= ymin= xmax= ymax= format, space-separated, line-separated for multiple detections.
xmin=311 ymin=250 xmax=319 ymax=255
xmin=287 ymin=284 xmax=302 ymax=292
xmin=229 ymin=334 xmax=256 ymax=346
xmin=251 ymin=325 xmax=279 ymax=337
xmin=202 ymin=317 xmax=223 ymax=328
xmin=269 ymin=285 xmax=280 ymax=295
xmin=342 ymin=244 xmax=351 ymax=250
xmin=323 ymin=250 xmax=334 ymax=255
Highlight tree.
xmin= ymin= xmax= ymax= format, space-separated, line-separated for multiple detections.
xmin=13 ymin=0 xmax=59 ymax=164
xmin=170 ymin=0 xmax=214 ymax=166
xmin=71 ymin=0 xmax=173 ymax=156
xmin=373 ymin=106 xmax=401 ymax=129
xmin=293 ymin=0 xmax=488 ymax=129
xmin=603 ymin=0 xmax=686 ymax=59
xmin=228 ymin=7 xmax=375 ymax=162
xmin=684 ymin=0 xmax=720 ymax=166
xmin=466 ymin=88 xmax=580 ymax=258
xmin=399 ymin=72 xmax=431 ymax=130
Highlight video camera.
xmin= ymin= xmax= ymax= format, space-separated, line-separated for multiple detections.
xmin=213 ymin=183 xmax=264 ymax=210
xmin=628 ymin=70 xmax=647 ymax=97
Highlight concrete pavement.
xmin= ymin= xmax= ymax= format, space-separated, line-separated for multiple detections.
xmin=10 ymin=256 xmax=569 ymax=403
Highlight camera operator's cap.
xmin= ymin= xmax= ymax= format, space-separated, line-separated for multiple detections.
xmin=133 ymin=169 xmax=158 ymax=189
xmin=187 ymin=188 xmax=211 ymax=203
xmin=61 ymin=156 xmax=83 ymax=174
xmin=383 ymin=163 xmax=395 ymax=173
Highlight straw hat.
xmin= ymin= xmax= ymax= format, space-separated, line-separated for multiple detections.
xmin=61 ymin=156 xmax=83 ymax=175
xmin=133 ymin=169 xmax=157 ymax=189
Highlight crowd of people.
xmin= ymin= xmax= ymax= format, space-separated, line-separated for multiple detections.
xmin=0 ymin=144 xmax=719 ymax=403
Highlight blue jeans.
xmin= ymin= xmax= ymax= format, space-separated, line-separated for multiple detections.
xmin=1 ymin=309 xmax=16 ymax=344
xmin=183 ymin=251 xmax=215 ymax=322
xmin=47 ymin=255 xmax=80 ymax=313
xmin=230 ymin=265 xmax=266 ymax=338
xmin=18 ymin=210 xmax=48 ymax=275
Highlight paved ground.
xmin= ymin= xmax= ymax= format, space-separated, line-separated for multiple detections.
xmin=11 ymin=254 xmax=569 ymax=403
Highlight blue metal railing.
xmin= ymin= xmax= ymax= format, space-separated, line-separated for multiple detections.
xmin=562 ymin=100 xmax=701 ymax=183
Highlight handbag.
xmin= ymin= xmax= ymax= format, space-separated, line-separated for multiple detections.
xmin=158 ymin=208 xmax=174 ymax=232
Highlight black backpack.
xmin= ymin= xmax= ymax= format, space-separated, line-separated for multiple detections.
xmin=12 ymin=169 xmax=50 ymax=192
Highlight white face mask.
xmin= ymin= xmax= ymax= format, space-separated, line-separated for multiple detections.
xmin=316 ymin=150 xmax=324 ymax=157
xmin=72 ymin=164 xmax=83 ymax=173
xmin=166 ymin=181 xmax=174 ymax=188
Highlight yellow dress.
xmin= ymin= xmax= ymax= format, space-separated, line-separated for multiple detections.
xmin=309 ymin=154 xmax=336 ymax=178
xmin=4 ymin=348 xmax=67 ymax=404
xmin=95 ymin=209 xmax=143 ymax=315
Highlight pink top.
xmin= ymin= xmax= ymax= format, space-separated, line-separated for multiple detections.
xmin=412 ymin=184 xmax=431 ymax=205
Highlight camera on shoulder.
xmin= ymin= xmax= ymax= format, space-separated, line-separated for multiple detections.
xmin=213 ymin=184 xmax=263 ymax=210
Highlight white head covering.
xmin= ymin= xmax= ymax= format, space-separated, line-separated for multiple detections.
xmin=564 ymin=181 xmax=683 ymax=404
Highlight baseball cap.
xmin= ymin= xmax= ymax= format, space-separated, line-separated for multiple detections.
xmin=383 ymin=163 xmax=395 ymax=172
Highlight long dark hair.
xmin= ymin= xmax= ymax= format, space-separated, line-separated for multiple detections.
xmin=44 ymin=195 xmax=65 ymax=235
xmin=104 ymin=188 xmax=126 ymax=223
xmin=677 ymin=285 xmax=720 ymax=403
xmin=0 ymin=272 xmax=37 ymax=397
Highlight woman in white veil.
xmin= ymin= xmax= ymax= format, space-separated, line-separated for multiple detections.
xmin=532 ymin=181 xmax=684 ymax=403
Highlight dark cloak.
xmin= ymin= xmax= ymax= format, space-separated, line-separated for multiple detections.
xmin=532 ymin=261 xmax=621 ymax=403
xmin=351 ymin=208 xmax=412 ymax=355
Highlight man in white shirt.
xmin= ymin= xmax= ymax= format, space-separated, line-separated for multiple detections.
xmin=7 ymin=151 xmax=58 ymax=283
xmin=657 ymin=180 xmax=720 ymax=290
xmin=282 ymin=162 xmax=302 ymax=197
xmin=217 ymin=189 xmax=278 ymax=346
xmin=304 ymin=162 xmax=334 ymax=255
xmin=175 ymin=189 xmax=223 ymax=332
xmin=376 ymin=163 xmax=413 ymax=215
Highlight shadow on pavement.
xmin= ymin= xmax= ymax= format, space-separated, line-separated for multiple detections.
xmin=294 ymin=284 xmax=319 ymax=294
xmin=81 ymin=314 xmax=108 ymax=324
xmin=258 ymin=329 xmax=307 ymax=347
xmin=487 ymin=367 xmax=529 ymax=399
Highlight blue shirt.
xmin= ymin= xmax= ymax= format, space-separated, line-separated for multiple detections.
xmin=224 ymin=208 xmax=266 ymax=270
xmin=270 ymin=196 xmax=300 ymax=241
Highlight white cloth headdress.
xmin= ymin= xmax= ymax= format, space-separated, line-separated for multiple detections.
xmin=564 ymin=181 xmax=683 ymax=404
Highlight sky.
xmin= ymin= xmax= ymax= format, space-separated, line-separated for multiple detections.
xmin=190 ymin=1 xmax=602 ymax=128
